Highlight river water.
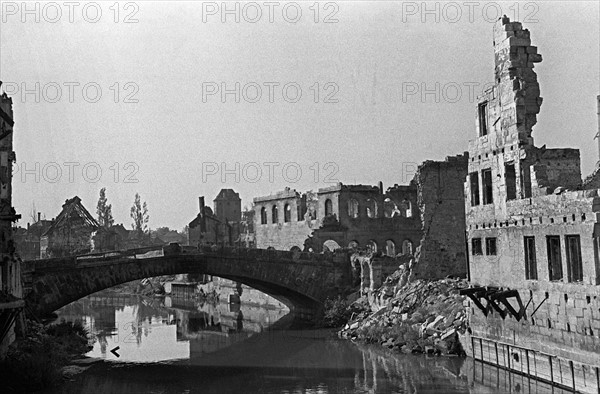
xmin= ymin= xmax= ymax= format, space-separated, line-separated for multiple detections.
xmin=45 ymin=290 xmax=569 ymax=394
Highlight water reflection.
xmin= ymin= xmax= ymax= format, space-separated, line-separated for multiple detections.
xmin=55 ymin=291 xmax=289 ymax=363
xmin=51 ymin=293 xmax=572 ymax=394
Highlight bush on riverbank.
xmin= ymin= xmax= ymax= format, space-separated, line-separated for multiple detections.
xmin=0 ymin=319 xmax=93 ymax=392
xmin=321 ymin=296 xmax=353 ymax=327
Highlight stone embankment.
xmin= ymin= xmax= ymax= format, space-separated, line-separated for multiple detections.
xmin=339 ymin=269 xmax=469 ymax=356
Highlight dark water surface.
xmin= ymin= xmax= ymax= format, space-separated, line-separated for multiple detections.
xmin=44 ymin=292 xmax=566 ymax=394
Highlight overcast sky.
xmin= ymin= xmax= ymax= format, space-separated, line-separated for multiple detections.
xmin=1 ymin=1 xmax=598 ymax=231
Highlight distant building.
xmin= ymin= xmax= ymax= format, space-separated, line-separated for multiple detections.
xmin=40 ymin=196 xmax=99 ymax=258
xmin=213 ymin=188 xmax=241 ymax=223
xmin=0 ymin=81 xmax=23 ymax=357
xmin=189 ymin=196 xmax=235 ymax=247
xmin=13 ymin=213 xmax=52 ymax=260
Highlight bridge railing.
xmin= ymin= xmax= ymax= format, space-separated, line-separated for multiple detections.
xmin=25 ymin=243 xmax=350 ymax=272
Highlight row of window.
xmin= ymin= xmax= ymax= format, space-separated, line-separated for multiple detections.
xmin=472 ymin=235 xmax=584 ymax=283
xmin=471 ymin=237 xmax=497 ymax=256
xmin=260 ymin=197 xmax=414 ymax=225
xmin=470 ymin=163 xmax=519 ymax=207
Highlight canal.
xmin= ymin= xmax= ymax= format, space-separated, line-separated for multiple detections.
xmin=44 ymin=289 xmax=572 ymax=394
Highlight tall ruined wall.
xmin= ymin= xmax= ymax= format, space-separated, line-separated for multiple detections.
xmin=412 ymin=154 xmax=469 ymax=280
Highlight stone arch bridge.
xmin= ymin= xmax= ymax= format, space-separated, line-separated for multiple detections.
xmin=22 ymin=245 xmax=352 ymax=318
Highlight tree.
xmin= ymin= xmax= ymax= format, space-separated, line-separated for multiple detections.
xmin=96 ymin=188 xmax=114 ymax=228
xmin=130 ymin=193 xmax=149 ymax=235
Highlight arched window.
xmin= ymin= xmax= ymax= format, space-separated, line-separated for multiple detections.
xmin=323 ymin=239 xmax=341 ymax=252
xmin=348 ymin=240 xmax=359 ymax=249
xmin=384 ymin=198 xmax=399 ymax=218
xmin=325 ymin=199 xmax=333 ymax=216
xmin=385 ymin=240 xmax=396 ymax=257
xmin=284 ymin=204 xmax=291 ymax=222
xmin=400 ymin=199 xmax=413 ymax=217
xmin=402 ymin=239 xmax=414 ymax=255
xmin=366 ymin=199 xmax=378 ymax=218
xmin=366 ymin=240 xmax=378 ymax=253
xmin=347 ymin=199 xmax=359 ymax=218
xmin=260 ymin=207 xmax=267 ymax=224
xmin=272 ymin=205 xmax=278 ymax=224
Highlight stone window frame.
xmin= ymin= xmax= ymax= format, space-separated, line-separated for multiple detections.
xmin=271 ymin=205 xmax=278 ymax=224
xmin=366 ymin=198 xmax=378 ymax=218
xmin=260 ymin=207 xmax=267 ymax=225
xmin=524 ymin=236 xmax=538 ymax=280
xmin=283 ymin=203 xmax=292 ymax=223
xmin=347 ymin=198 xmax=359 ymax=219
xmin=565 ymin=234 xmax=583 ymax=283
xmin=472 ymin=238 xmax=483 ymax=256
xmin=485 ymin=237 xmax=497 ymax=255
xmin=478 ymin=101 xmax=489 ymax=137
xmin=385 ymin=239 xmax=396 ymax=257
xmin=482 ymin=168 xmax=494 ymax=205
xmin=324 ymin=198 xmax=333 ymax=217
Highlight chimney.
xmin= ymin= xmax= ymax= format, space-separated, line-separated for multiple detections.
xmin=199 ymin=196 xmax=206 ymax=232
xmin=38 ymin=212 xmax=41 ymax=222
xmin=27 ymin=222 xmax=30 ymax=230
xmin=379 ymin=181 xmax=383 ymax=194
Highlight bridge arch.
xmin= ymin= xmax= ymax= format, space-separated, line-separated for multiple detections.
xmin=24 ymin=248 xmax=352 ymax=318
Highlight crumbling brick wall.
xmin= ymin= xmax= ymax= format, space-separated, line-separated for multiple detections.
xmin=411 ymin=154 xmax=469 ymax=280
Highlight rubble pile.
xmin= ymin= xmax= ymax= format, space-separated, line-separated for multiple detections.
xmin=339 ymin=274 xmax=469 ymax=356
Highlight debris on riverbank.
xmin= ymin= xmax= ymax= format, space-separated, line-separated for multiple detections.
xmin=0 ymin=319 xmax=94 ymax=392
xmin=338 ymin=269 xmax=469 ymax=356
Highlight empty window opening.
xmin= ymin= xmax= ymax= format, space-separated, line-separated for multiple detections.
xmin=324 ymin=199 xmax=333 ymax=217
xmin=566 ymin=235 xmax=583 ymax=282
xmin=563 ymin=217 xmax=567 ymax=223
xmin=470 ymin=172 xmax=480 ymax=206
xmin=400 ymin=199 xmax=413 ymax=217
xmin=478 ymin=101 xmax=488 ymax=136
xmin=284 ymin=204 xmax=291 ymax=223
xmin=384 ymin=198 xmax=400 ymax=218
xmin=546 ymin=236 xmax=563 ymax=281
xmin=482 ymin=169 xmax=493 ymax=204
xmin=366 ymin=240 xmax=378 ymax=253
xmin=366 ymin=199 xmax=378 ymax=218
xmin=401 ymin=239 xmax=413 ymax=255
xmin=485 ymin=238 xmax=497 ymax=255
xmin=572 ymin=214 xmax=576 ymax=222
xmin=505 ymin=163 xmax=517 ymax=200
xmin=524 ymin=237 xmax=538 ymax=280
xmin=260 ymin=207 xmax=268 ymax=224
xmin=272 ymin=205 xmax=279 ymax=224
xmin=472 ymin=238 xmax=483 ymax=256
xmin=385 ymin=240 xmax=396 ymax=257
xmin=347 ymin=199 xmax=359 ymax=219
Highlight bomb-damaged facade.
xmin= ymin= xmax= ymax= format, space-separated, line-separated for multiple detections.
xmin=462 ymin=17 xmax=599 ymax=393
xmin=253 ymin=153 xmax=469 ymax=284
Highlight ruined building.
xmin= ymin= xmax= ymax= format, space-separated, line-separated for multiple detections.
xmin=463 ymin=17 xmax=599 ymax=393
xmin=0 ymin=82 xmax=23 ymax=357
xmin=253 ymin=154 xmax=469 ymax=287
xmin=40 ymin=196 xmax=99 ymax=258
xmin=188 ymin=189 xmax=252 ymax=247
